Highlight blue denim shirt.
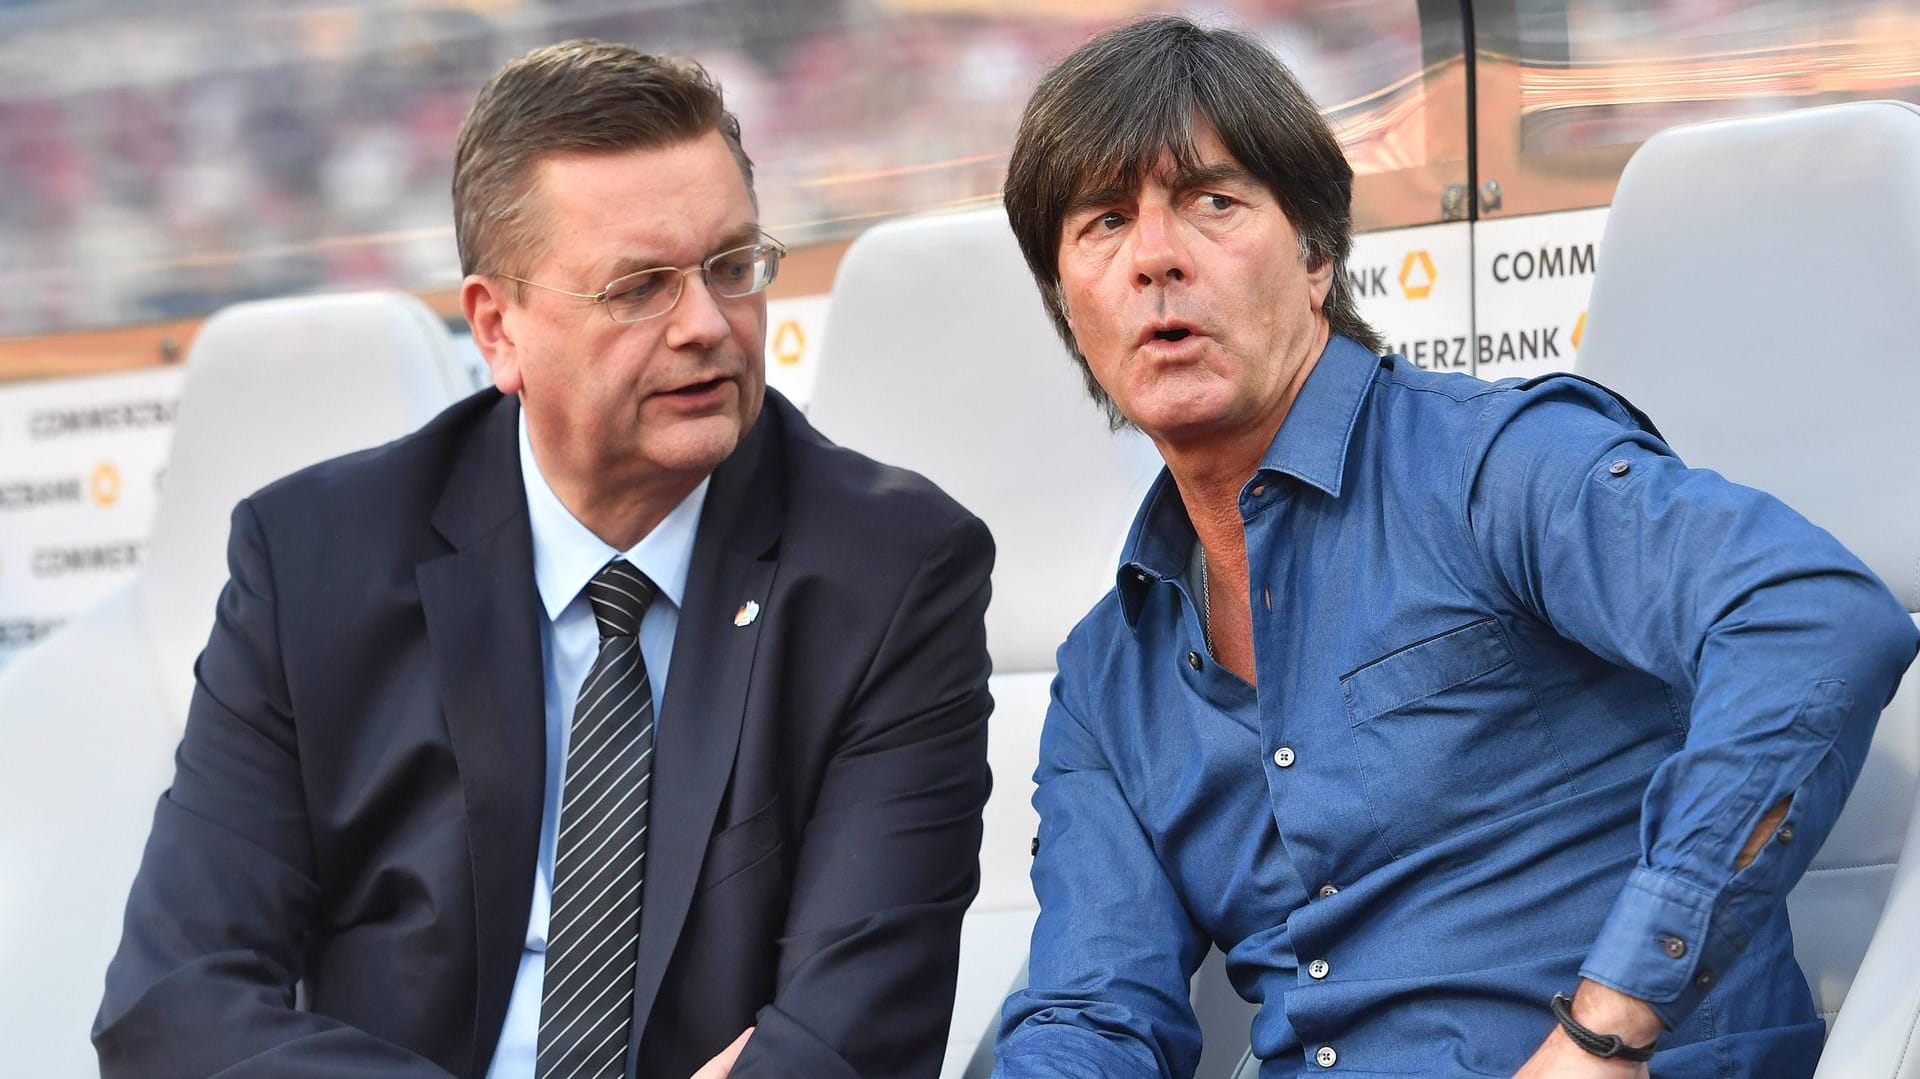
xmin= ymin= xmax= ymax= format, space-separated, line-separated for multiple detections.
xmin=995 ymin=336 xmax=1918 ymax=1078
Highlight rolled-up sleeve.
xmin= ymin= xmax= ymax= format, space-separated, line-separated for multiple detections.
xmin=994 ymin=656 xmax=1206 ymax=1079
xmin=1464 ymin=376 xmax=1918 ymax=1027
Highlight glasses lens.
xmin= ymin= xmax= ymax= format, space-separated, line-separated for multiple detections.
xmin=707 ymin=244 xmax=780 ymax=298
xmin=604 ymin=268 xmax=680 ymax=323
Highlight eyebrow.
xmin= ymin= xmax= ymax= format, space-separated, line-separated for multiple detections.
xmin=1063 ymin=159 xmax=1261 ymax=219
xmin=603 ymin=223 xmax=764 ymax=279
xmin=1168 ymin=161 xmax=1260 ymax=194
xmin=1065 ymin=182 xmax=1132 ymax=220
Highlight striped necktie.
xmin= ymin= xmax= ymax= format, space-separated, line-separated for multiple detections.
xmin=537 ymin=558 xmax=658 ymax=1078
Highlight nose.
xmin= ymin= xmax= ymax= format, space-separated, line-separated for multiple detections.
xmin=1129 ymin=202 xmax=1190 ymax=288
xmin=663 ymin=268 xmax=732 ymax=351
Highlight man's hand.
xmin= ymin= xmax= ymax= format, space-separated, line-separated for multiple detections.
xmin=689 ymin=1027 xmax=753 ymax=1079
xmin=1512 ymin=981 xmax=1657 ymax=1078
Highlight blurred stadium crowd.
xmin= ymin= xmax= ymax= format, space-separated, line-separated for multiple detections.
xmin=0 ymin=0 xmax=1421 ymax=339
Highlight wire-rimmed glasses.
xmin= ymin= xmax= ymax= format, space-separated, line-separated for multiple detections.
xmin=498 ymin=235 xmax=787 ymax=323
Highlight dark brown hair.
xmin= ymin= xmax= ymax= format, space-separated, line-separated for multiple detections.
xmin=1004 ymin=16 xmax=1383 ymax=424
xmin=453 ymin=39 xmax=754 ymax=278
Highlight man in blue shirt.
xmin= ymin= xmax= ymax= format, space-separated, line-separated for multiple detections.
xmin=993 ymin=16 xmax=1917 ymax=1078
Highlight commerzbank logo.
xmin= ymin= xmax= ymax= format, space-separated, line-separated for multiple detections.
xmin=90 ymin=462 xmax=123 ymax=507
xmin=1398 ymin=250 xmax=1436 ymax=300
xmin=772 ymin=319 xmax=807 ymax=368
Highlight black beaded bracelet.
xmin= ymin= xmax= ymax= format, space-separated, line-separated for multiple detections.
xmin=1550 ymin=993 xmax=1657 ymax=1063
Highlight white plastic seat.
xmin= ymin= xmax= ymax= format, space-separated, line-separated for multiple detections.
xmin=805 ymin=206 xmax=1164 ymax=1077
xmin=0 ymin=291 xmax=467 ymax=1078
xmin=1578 ymin=100 xmax=1920 ymax=1076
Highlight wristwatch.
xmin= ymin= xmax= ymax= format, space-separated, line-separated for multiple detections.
xmin=1550 ymin=993 xmax=1657 ymax=1062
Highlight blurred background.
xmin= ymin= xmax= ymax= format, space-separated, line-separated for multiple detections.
xmin=2 ymin=0 xmax=1918 ymax=664
xmin=0 ymin=0 xmax=1428 ymax=340
xmin=4 ymin=0 xmax=1916 ymax=344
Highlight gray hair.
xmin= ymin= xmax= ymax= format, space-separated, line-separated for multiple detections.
xmin=453 ymin=39 xmax=754 ymax=279
xmin=1004 ymin=16 xmax=1384 ymax=426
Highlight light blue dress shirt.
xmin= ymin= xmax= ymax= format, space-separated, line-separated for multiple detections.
xmin=996 ymin=337 xmax=1917 ymax=1077
xmin=486 ymin=410 xmax=709 ymax=1079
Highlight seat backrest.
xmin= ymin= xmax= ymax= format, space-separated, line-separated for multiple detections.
xmin=807 ymin=206 xmax=1163 ymax=911
xmin=808 ymin=206 xmax=1163 ymax=677
xmin=805 ymin=207 xmax=1162 ymax=1078
xmin=142 ymin=291 xmax=469 ymax=721
xmin=0 ymin=290 xmax=465 ymax=1078
xmin=1577 ymin=101 xmax=1920 ymax=1057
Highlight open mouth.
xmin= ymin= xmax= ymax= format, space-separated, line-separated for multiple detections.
xmin=1153 ymin=328 xmax=1192 ymax=342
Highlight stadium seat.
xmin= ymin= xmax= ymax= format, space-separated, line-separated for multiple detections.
xmin=804 ymin=206 xmax=1165 ymax=1077
xmin=1578 ymin=100 xmax=1920 ymax=1076
xmin=0 ymin=291 xmax=468 ymax=1077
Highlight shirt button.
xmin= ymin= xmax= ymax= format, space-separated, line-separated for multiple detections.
xmin=1186 ymin=651 xmax=1203 ymax=671
xmin=1316 ymin=1045 xmax=1338 ymax=1068
xmin=1695 ymin=969 xmax=1715 ymax=988
xmin=1778 ymin=822 xmax=1796 ymax=844
xmin=1317 ymin=883 xmax=1340 ymax=899
xmin=1608 ymin=459 xmax=1632 ymax=476
xmin=1308 ymin=958 xmax=1330 ymax=980
xmin=1663 ymin=936 xmax=1688 ymax=959
xmin=1273 ymin=746 xmax=1296 ymax=768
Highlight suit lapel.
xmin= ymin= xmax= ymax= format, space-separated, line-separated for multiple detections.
xmin=629 ymin=402 xmax=786 ymax=1038
xmin=415 ymin=394 xmax=547 ymax=1077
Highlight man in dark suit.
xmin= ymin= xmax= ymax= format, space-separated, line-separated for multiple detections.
xmin=94 ymin=41 xmax=994 ymax=1079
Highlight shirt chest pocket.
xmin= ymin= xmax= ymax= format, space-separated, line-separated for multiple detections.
xmin=1341 ymin=617 xmax=1577 ymax=858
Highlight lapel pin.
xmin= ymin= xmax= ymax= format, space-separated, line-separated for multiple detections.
xmin=733 ymin=600 xmax=761 ymax=627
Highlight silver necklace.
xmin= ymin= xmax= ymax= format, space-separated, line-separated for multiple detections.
xmin=1198 ymin=547 xmax=1214 ymax=653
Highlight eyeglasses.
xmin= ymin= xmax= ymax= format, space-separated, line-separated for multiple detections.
xmin=498 ymin=236 xmax=787 ymax=323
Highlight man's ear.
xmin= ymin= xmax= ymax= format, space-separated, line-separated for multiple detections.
xmin=1307 ymin=253 xmax=1336 ymax=314
xmin=462 ymin=274 xmax=523 ymax=395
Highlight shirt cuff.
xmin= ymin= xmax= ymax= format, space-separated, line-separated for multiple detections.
xmin=1579 ymin=866 xmax=1739 ymax=1028
xmin=994 ymin=1026 xmax=1163 ymax=1079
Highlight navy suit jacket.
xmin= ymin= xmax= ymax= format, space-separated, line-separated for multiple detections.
xmin=95 ymin=389 xmax=995 ymax=1078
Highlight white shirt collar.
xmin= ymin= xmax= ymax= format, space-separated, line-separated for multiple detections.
xmin=518 ymin=407 xmax=709 ymax=622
